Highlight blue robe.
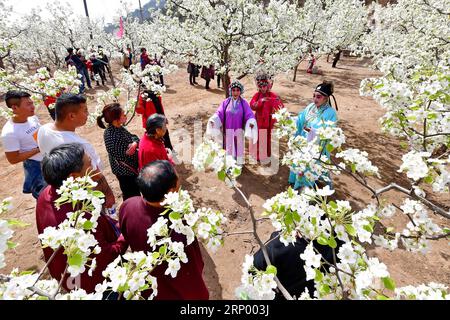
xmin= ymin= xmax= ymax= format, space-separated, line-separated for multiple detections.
xmin=288 ymin=103 xmax=337 ymax=189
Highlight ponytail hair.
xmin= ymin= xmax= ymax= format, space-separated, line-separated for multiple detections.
xmin=96 ymin=103 xmax=123 ymax=129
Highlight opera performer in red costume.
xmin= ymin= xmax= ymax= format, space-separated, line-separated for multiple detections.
xmin=249 ymin=73 xmax=284 ymax=163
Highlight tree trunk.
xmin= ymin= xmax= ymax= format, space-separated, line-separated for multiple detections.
xmin=223 ymin=72 xmax=231 ymax=98
xmin=0 ymin=57 xmax=5 ymax=70
xmin=292 ymin=62 xmax=299 ymax=82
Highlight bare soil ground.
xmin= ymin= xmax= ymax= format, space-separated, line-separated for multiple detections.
xmin=1 ymin=56 xmax=448 ymax=299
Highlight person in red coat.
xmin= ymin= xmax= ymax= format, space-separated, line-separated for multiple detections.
xmin=119 ymin=160 xmax=209 ymax=300
xmin=136 ymin=90 xmax=173 ymax=150
xmin=36 ymin=143 xmax=128 ymax=294
xmin=249 ymin=73 xmax=284 ymax=163
xmin=138 ymin=113 xmax=174 ymax=170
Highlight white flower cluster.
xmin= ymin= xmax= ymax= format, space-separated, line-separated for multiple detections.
xmin=336 ymin=149 xmax=379 ymax=177
xmin=38 ymin=175 xmax=104 ymax=277
xmin=55 ymin=288 xmax=103 ymax=300
xmin=282 ymin=135 xmax=330 ymax=181
xmin=88 ymin=87 xmax=124 ymax=125
xmin=193 ymin=139 xmax=242 ymax=186
xmin=157 ymin=190 xmax=227 ymax=252
xmin=125 ymin=63 xmax=178 ymax=97
xmin=99 ymin=252 xmax=158 ymax=300
xmin=261 ymin=188 xmax=425 ymax=299
xmin=272 ymin=108 xmax=297 ymax=139
xmin=398 ymin=199 xmax=443 ymax=254
xmin=0 ymin=66 xmax=81 ymax=118
xmin=398 ymin=151 xmax=431 ymax=181
xmin=395 ymin=283 xmax=449 ymax=300
xmin=235 ymin=255 xmax=278 ymax=300
xmin=317 ymin=125 xmax=346 ymax=149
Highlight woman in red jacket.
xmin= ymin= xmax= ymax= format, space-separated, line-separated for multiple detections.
xmin=250 ymin=73 xmax=284 ymax=163
xmin=138 ymin=113 xmax=175 ymax=170
xmin=136 ymin=90 xmax=173 ymax=150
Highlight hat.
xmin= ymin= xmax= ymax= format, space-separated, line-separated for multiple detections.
xmin=229 ymin=80 xmax=244 ymax=95
xmin=315 ymin=81 xmax=338 ymax=110
xmin=255 ymin=72 xmax=273 ymax=88
xmin=315 ymin=81 xmax=334 ymax=97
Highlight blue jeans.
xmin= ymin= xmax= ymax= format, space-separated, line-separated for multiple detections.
xmin=78 ymin=67 xmax=92 ymax=93
xmin=23 ymin=159 xmax=47 ymax=199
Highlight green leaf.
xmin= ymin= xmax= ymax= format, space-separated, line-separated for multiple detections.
xmin=317 ymin=236 xmax=328 ymax=246
xmin=152 ymin=252 xmax=160 ymax=260
xmin=161 ymin=208 xmax=171 ymax=216
xmin=363 ymin=224 xmax=374 ymax=233
xmin=328 ymin=236 xmax=337 ymax=249
xmin=91 ymin=191 xmax=105 ymax=198
xmin=284 ymin=213 xmax=294 ymax=226
xmin=427 ymin=113 xmax=437 ymax=120
xmin=55 ymin=195 xmax=69 ymax=204
xmin=328 ymin=201 xmax=337 ymax=209
xmin=239 ymin=292 xmax=250 ymax=300
xmin=19 ymin=270 xmax=35 ymax=276
xmin=287 ymin=187 xmax=294 ymax=197
xmin=350 ymin=163 xmax=356 ymax=174
xmin=326 ymin=143 xmax=334 ymax=153
xmin=218 ymin=170 xmax=226 ymax=181
xmin=315 ymin=269 xmax=323 ymax=282
xmin=159 ymin=245 xmax=167 ymax=256
xmin=376 ymin=294 xmax=390 ymax=300
xmin=382 ymin=277 xmax=396 ymax=291
xmin=443 ymin=228 xmax=450 ymax=234
xmin=344 ymin=224 xmax=356 ymax=237
xmin=205 ymin=154 xmax=214 ymax=167
xmin=292 ymin=211 xmax=301 ymax=222
xmin=169 ymin=211 xmax=181 ymax=220
xmin=83 ymin=220 xmax=94 ymax=230
xmin=7 ymin=219 xmax=30 ymax=228
xmin=423 ymin=176 xmax=434 ymax=184
xmin=399 ymin=141 xmax=408 ymax=150
xmin=266 ymin=265 xmax=277 ymax=275
xmin=7 ymin=240 xmax=17 ymax=249
xmin=319 ymin=284 xmax=330 ymax=295
xmin=68 ymin=253 xmax=83 ymax=267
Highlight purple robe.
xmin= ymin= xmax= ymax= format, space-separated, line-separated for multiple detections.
xmin=215 ymin=97 xmax=255 ymax=159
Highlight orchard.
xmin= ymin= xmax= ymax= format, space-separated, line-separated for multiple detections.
xmin=0 ymin=0 xmax=448 ymax=300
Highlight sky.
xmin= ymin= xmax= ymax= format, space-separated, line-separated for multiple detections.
xmin=5 ymin=0 xmax=140 ymax=23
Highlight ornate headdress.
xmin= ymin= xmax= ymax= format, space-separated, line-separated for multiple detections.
xmin=229 ymin=80 xmax=244 ymax=95
xmin=255 ymin=72 xmax=273 ymax=90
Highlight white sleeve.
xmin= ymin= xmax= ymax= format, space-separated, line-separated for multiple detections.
xmin=244 ymin=118 xmax=258 ymax=144
xmin=1 ymin=132 xmax=20 ymax=152
xmin=206 ymin=114 xmax=223 ymax=145
xmin=206 ymin=114 xmax=222 ymax=136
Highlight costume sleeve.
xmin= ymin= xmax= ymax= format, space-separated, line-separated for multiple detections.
xmin=242 ymin=99 xmax=256 ymax=122
xmin=206 ymin=102 xmax=224 ymax=142
xmin=250 ymin=93 xmax=262 ymax=111
xmin=242 ymin=99 xmax=257 ymax=143
xmin=295 ymin=107 xmax=307 ymax=136
xmin=322 ymin=107 xmax=338 ymax=125
xmin=244 ymin=118 xmax=258 ymax=144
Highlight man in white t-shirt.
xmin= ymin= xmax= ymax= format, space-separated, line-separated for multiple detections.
xmin=1 ymin=91 xmax=46 ymax=199
xmin=37 ymin=93 xmax=115 ymax=208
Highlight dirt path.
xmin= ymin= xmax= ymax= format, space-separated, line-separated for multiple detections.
xmin=0 ymin=55 xmax=448 ymax=299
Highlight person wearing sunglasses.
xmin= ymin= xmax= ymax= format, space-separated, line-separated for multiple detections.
xmin=207 ymin=80 xmax=257 ymax=164
xmin=288 ymin=80 xmax=338 ymax=191
xmin=249 ymin=72 xmax=284 ymax=164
